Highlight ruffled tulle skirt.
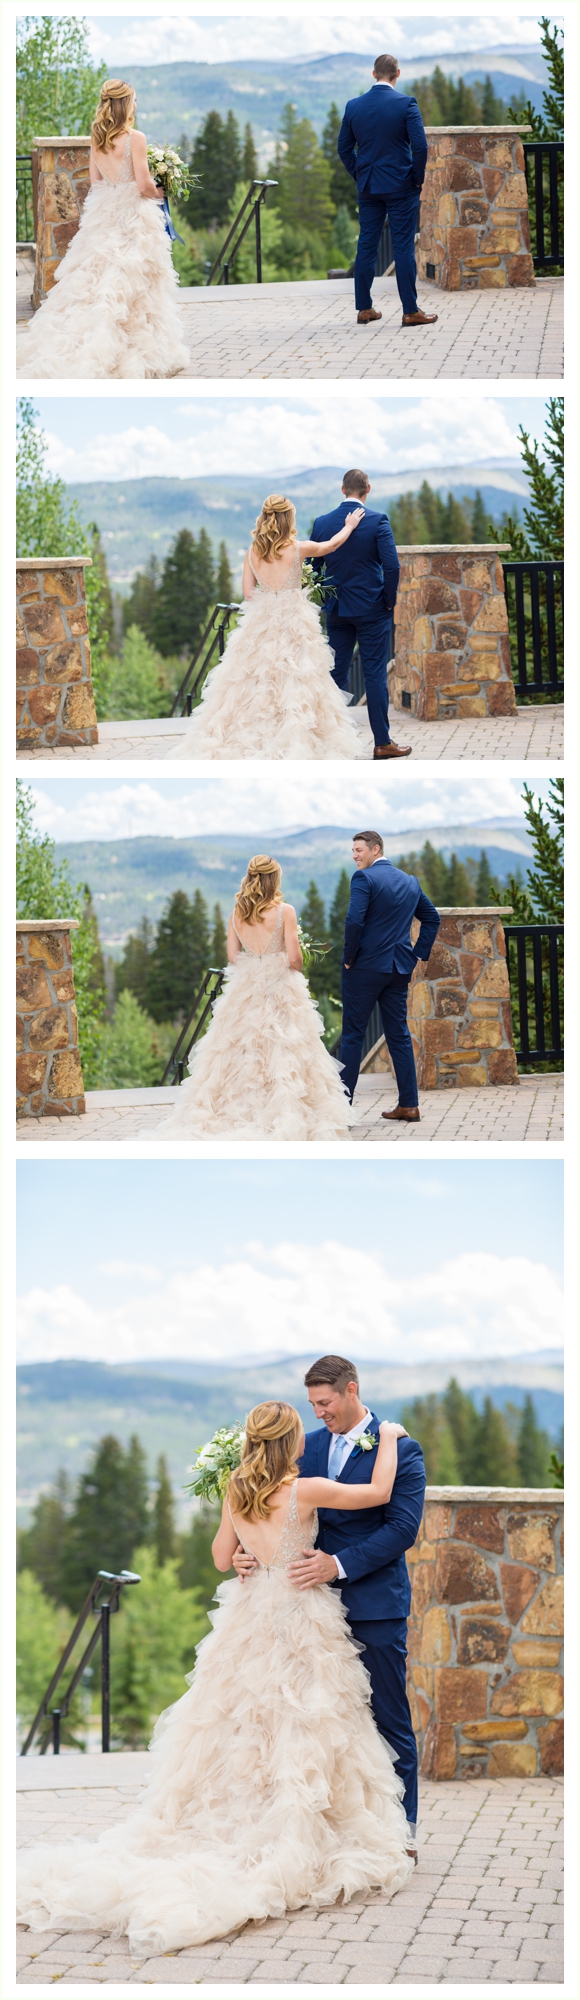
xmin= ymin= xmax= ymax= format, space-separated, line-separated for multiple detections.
xmin=17 ymin=1571 xmax=412 ymax=1953
xmin=168 ymin=590 xmax=365 ymax=760
xmin=154 ymin=954 xmax=352 ymax=1139
xmin=19 ymin=182 xmax=189 ymax=379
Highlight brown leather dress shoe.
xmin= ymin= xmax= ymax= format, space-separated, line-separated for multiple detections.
xmin=357 ymin=307 xmax=382 ymax=323
xmin=382 ymin=1106 xmax=421 ymax=1122
xmin=402 ymin=309 xmax=438 ymax=326
xmin=373 ymin=741 xmax=413 ymax=759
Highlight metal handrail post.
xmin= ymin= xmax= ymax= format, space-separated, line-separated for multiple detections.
xmin=101 ymin=1603 xmax=110 ymax=1752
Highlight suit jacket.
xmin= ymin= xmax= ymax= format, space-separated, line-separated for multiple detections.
xmin=343 ymin=858 xmax=440 ymax=975
xmin=338 ymin=85 xmax=428 ymax=199
xmin=311 ymin=501 xmax=399 ymax=621
xmin=298 ymin=1415 xmax=426 ymax=1621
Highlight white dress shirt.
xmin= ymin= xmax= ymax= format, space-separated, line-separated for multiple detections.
xmin=327 ymin=1409 xmax=373 ymax=1579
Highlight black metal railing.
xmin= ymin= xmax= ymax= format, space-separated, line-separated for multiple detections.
xmin=171 ymin=603 xmax=241 ymax=716
xmin=20 ymin=1569 xmax=141 ymax=1757
xmin=159 ymin=968 xmax=227 ymax=1086
xmin=375 ymin=219 xmax=395 ymax=278
xmin=349 ymin=623 xmax=395 ymax=706
xmin=16 ymin=153 xmax=36 ymax=240
xmin=206 ymin=180 xmax=278 ymax=286
xmin=331 ymin=1003 xmax=383 ymax=1069
xmin=523 ymin=141 xmax=564 ymax=270
xmin=504 ymin=923 xmax=564 ymax=1067
xmin=502 ymin=559 xmax=563 ymax=701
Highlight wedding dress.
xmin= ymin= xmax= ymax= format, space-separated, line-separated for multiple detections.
xmin=17 ymin=1484 xmax=412 ymax=1953
xmin=19 ymin=135 xmax=189 ymax=379
xmin=153 ymin=906 xmax=352 ymax=1139
xmin=168 ymin=549 xmax=365 ymax=760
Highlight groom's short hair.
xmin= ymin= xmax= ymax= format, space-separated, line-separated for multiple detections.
xmin=374 ymin=54 xmax=399 ymax=81
xmin=353 ymin=831 xmax=384 ymax=854
xmin=304 ymin=1355 xmax=359 ymax=1391
xmin=343 ymin=469 xmax=370 ymax=497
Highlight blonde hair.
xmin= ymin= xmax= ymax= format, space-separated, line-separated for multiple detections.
xmin=252 ymin=494 xmax=297 ymax=562
xmin=235 ymin=854 xmax=282 ymax=925
xmin=228 ymin=1402 xmax=303 ymax=1520
xmin=92 ymin=79 xmax=136 ymax=153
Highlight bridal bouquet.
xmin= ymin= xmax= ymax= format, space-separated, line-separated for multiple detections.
xmin=297 ymin=924 xmax=332 ymax=973
xmin=185 ymin=1423 xmax=246 ymax=1505
xmin=301 ymin=559 xmax=337 ymax=609
xmin=146 ymin=143 xmax=193 ymax=202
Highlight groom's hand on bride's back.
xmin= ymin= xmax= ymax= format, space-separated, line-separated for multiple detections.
xmin=232 ymin=1543 xmax=258 ymax=1581
xmin=288 ymin=1549 xmax=340 ymax=1589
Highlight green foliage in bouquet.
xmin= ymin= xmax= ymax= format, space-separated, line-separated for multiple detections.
xmin=146 ymin=144 xmax=194 ymax=202
xmin=296 ymin=925 xmax=332 ymax=975
xmin=185 ymin=1425 xmax=246 ymax=1506
xmin=301 ymin=559 xmax=337 ymax=610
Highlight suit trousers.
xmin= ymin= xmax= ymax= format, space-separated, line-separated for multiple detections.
xmin=355 ymin=190 xmax=420 ymax=314
xmin=340 ymin=965 xmax=418 ymax=1105
xmin=349 ymin=1616 xmax=418 ymax=1830
xmin=327 ymin=608 xmax=392 ymax=747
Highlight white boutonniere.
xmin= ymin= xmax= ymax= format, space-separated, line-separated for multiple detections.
xmin=354 ymin=1433 xmax=376 ymax=1455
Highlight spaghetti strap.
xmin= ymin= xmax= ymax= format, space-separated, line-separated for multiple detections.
xmin=248 ymin=548 xmax=259 ymax=582
xmin=231 ymin=912 xmax=242 ymax=946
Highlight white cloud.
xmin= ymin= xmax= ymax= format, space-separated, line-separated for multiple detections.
xmin=17 ymin=1243 xmax=563 ymax=1368
xmin=28 ymin=770 xmax=541 ymax=847
xmin=86 ymin=14 xmax=549 ymax=68
xmin=42 ymin=398 xmax=523 ymax=487
xmin=99 ymin=1260 xmax=161 ymax=1281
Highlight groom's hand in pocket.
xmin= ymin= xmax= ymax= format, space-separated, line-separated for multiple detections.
xmin=232 ymin=1543 xmax=258 ymax=1582
xmin=288 ymin=1549 xmax=340 ymax=1589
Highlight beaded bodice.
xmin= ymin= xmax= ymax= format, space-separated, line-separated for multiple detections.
xmin=96 ymin=133 xmax=136 ymax=188
xmin=231 ymin=906 xmax=286 ymax=959
xmin=229 ymin=1480 xmax=317 ymax=1573
xmin=248 ymin=547 xmax=302 ymax=595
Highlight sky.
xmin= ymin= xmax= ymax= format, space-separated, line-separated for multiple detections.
xmin=16 ymin=1159 xmax=563 ymax=1369
xmin=26 ymin=769 xmax=553 ymax=846
xmin=85 ymin=11 xmax=553 ymax=68
xmin=32 ymin=395 xmax=547 ymax=488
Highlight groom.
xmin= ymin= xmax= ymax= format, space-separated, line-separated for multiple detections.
xmin=341 ymin=830 xmax=440 ymax=1120
xmin=338 ymin=52 xmax=437 ymax=329
xmin=311 ymin=470 xmax=411 ymax=760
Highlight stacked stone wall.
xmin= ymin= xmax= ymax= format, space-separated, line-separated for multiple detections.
xmin=418 ymin=126 xmax=534 ymax=290
xmin=407 ymin=1490 xmax=563 ymax=1779
xmin=32 ymin=138 xmax=90 ymax=306
xmin=363 ymin=909 xmax=518 ymax=1089
xmin=389 ymin=546 xmax=516 ymax=721
xmin=17 ymin=923 xmax=85 ymax=1117
xmin=17 ymin=560 xmax=97 ymax=751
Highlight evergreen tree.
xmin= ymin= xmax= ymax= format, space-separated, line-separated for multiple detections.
xmin=110 ymin=1545 xmax=207 ymax=1746
xmin=153 ymin=528 xmax=216 ymax=658
xmin=115 ymin=917 xmax=154 ymax=1008
xmin=299 ymin=881 xmax=330 ymax=998
xmin=471 ymin=1398 xmax=519 ymax=1485
xmin=488 ymin=401 xmax=563 ymax=563
xmin=321 ymin=102 xmax=359 ymax=217
xmin=122 ymin=557 xmax=160 ymax=644
xmin=470 ymin=489 xmax=488 ymax=541
xmin=17 ymin=1471 xmax=70 ymax=1604
xmin=327 ymin=868 xmax=351 ymax=991
xmin=108 ymin=623 xmax=164 ymax=721
xmin=178 ymin=1504 xmax=224 ymax=1601
xmin=153 ymin=1456 xmax=176 ymax=1566
xmin=510 ymin=16 xmax=563 ymax=138
xmin=275 ymin=105 xmax=336 ymax=236
xmin=329 ymin=204 xmax=359 ymax=265
xmin=241 ymin=121 xmax=258 ymax=182
xmin=61 ymin=1435 xmax=151 ymax=1611
xmin=146 ymin=889 xmax=210 ymax=1023
xmin=96 ymin=990 xmax=164 ymax=1089
xmin=475 ymin=851 xmax=495 ymax=904
xmin=491 ymin=779 xmax=563 ymax=923
xmin=215 ymin=540 xmax=235 ymax=604
xmin=187 ymin=110 xmax=242 ymax=228
xmin=210 ymin=903 xmax=228 ymax=967
xmin=479 ymin=75 xmax=508 ymax=123
xmin=517 ymin=1396 xmax=550 ymax=1485
xmin=442 ymin=1378 xmax=480 ymax=1481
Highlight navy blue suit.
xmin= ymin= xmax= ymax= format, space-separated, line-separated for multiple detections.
xmin=342 ymin=857 xmax=440 ymax=1104
xmin=338 ymin=85 xmax=428 ymax=314
xmin=311 ymin=501 xmax=399 ymax=747
xmin=299 ymin=1416 xmax=426 ymax=1827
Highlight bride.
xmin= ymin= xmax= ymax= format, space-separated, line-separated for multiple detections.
xmin=19 ymin=79 xmax=189 ymax=379
xmin=154 ymin=855 xmax=351 ymax=1139
xmin=17 ymin=1401 xmax=413 ymax=1953
xmin=168 ymin=494 xmax=367 ymax=760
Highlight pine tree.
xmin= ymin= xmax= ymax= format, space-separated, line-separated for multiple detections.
xmin=215 ymin=540 xmax=235 ymax=604
xmin=442 ymin=1379 xmax=479 ymax=1481
xmin=153 ymin=529 xmax=216 ymax=658
xmin=471 ymin=1398 xmax=519 ymax=1485
xmin=479 ymin=75 xmax=507 ymax=123
xmin=153 ymin=1456 xmax=176 ymax=1566
xmin=510 ymin=16 xmax=563 ymax=138
xmin=491 ymin=779 xmax=563 ymax=923
xmin=299 ymin=881 xmax=329 ymax=998
xmin=470 ymin=490 xmax=488 ymax=541
xmin=443 ymin=852 xmax=476 ymax=905
xmin=115 ymin=917 xmax=154 ymax=1008
xmin=327 ymin=868 xmax=351 ymax=990
xmin=517 ymin=1396 xmax=550 ymax=1485
xmin=275 ymin=105 xmax=336 ymax=237
xmin=475 ymin=852 xmax=494 ymax=904
xmin=488 ymin=401 xmax=563 ymax=563
xmin=210 ymin=904 xmax=228 ymax=967
xmin=17 ymin=1471 xmax=70 ymax=1604
xmin=146 ymin=890 xmax=210 ymax=1023
xmin=61 ymin=1435 xmax=151 ymax=1611
xmin=178 ymin=1505 xmax=224 ymax=1599
xmin=122 ymin=557 xmax=160 ymax=644
xmin=321 ymin=102 xmax=359 ymax=217
xmin=241 ymin=121 xmax=258 ymax=183
xmin=187 ymin=110 xmax=242 ymax=228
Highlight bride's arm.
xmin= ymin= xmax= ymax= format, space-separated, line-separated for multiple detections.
xmin=283 ymin=904 xmax=303 ymax=971
xmin=89 ymin=149 xmax=103 ymax=185
xmin=227 ymin=914 xmax=242 ymax=963
xmin=298 ymin=507 xmax=365 ymax=558
xmin=242 ymin=551 xmax=257 ymax=599
xmin=300 ymin=1423 xmax=407 ymax=1511
xmin=131 ymin=129 xmax=165 ymax=199
xmin=212 ymin=1498 xmax=240 ymax=1571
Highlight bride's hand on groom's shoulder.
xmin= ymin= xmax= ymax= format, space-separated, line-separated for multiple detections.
xmin=379 ymin=1420 xmax=408 ymax=1438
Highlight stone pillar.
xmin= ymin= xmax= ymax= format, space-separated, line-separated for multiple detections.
xmin=32 ymin=137 xmax=91 ymax=307
xmin=418 ymin=126 xmax=534 ymax=289
xmin=17 ymin=559 xmax=98 ymax=752
xmin=389 ymin=546 xmax=516 ymax=720
xmin=407 ymin=1489 xmax=563 ymax=1779
xmin=17 ymin=922 xmax=85 ymax=1118
xmin=408 ymin=908 xmax=519 ymax=1087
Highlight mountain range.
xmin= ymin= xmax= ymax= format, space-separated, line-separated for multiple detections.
xmin=55 ymin=820 xmax=532 ymax=955
xmin=17 ymin=1354 xmax=563 ymax=1517
xmin=118 ymin=49 xmax=546 ymax=155
xmin=66 ymin=463 xmax=526 ymax=591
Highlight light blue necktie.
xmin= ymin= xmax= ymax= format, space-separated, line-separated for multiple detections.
xmin=328 ymin=1433 xmax=351 ymax=1478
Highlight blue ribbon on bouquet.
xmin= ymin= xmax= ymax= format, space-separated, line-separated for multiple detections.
xmin=160 ymin=194 xmax=185 ymax=245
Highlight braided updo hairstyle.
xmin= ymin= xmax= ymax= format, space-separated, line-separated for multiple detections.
xmin=228 ymin=1402 xmax=304 ymax=1519
xmin=92 ymin=79 xmax=136 ymax=153
xmin=235 ymin=854 xmax=283 ymax=925
xmin=252 ymin=494 xmax=297 ymax=562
